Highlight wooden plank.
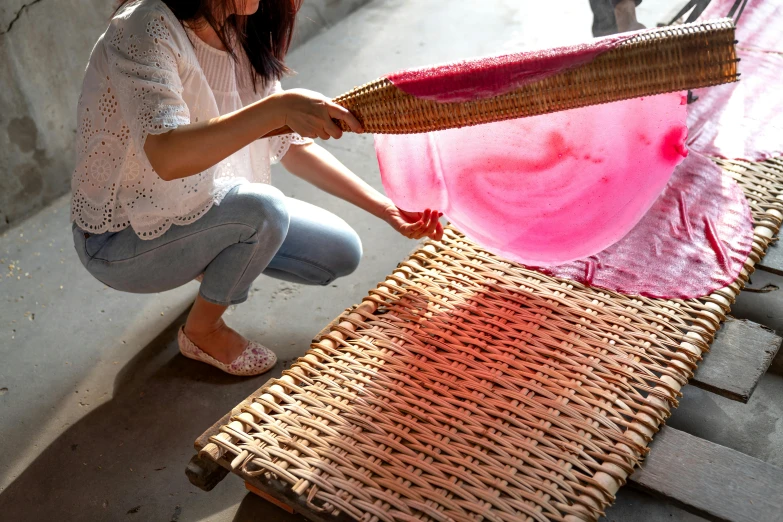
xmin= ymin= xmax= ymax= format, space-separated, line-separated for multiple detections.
xmin=630 ymin=426 xmax=783 ymax=522
xmin=757 ymin=240 xmax=783 ymax=276
xmin=241 ymin=473 xmax=355 ymax=522
xmin=219 ymin=459 xmax=347 ymax=522
xmin=690 ymin=318 xmax=781 ymax=403
xmin=246 ymin=482 xmax=295 ymax=514
xmin=186 ymin=454 xmax=229 ymax=492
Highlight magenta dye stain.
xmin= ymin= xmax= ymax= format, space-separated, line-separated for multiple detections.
xmin=537 ymin=151 xmax=753 ymax=299
xmin=376 ymin=92 xmax=688 ymax=267
xmin=386 ymin=33 xmax=630 ymax=103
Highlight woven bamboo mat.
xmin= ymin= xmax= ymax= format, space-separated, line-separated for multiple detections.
xmin=197 ymin=157 xmax=783 ymax=522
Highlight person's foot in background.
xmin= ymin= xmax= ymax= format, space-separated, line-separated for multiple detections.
xmin=589 ymin=0 xmax=646 ymax=36
xmin=614 ymin=0 xmax=646 ymax=32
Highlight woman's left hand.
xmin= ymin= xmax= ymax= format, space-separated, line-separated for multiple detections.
xmin=383 ymin=204 xmax=444 ymax=241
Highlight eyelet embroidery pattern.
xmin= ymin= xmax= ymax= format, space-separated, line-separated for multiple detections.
xmin=269 ymin=132 xmax=312 ymax=165
xmin=71 ymin=0 xmax=304 ymax=240
xmin=122 ymin=158 xmax=141 ymax=182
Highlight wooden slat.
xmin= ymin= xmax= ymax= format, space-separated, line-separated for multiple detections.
xmin=690 ymin=318 xmax=781 ymax=403
xmin=189 ymin=448 xmax=349 ymax=521
xmin=630 ymin=426 xmax=783 ymax=522
xmin=186 ymin=453 xmax=229 ymax=492
xmin=245 ymin=482 xmax=296 ymax=514
xmin=241 ymin=472 xmax=355 ymax=522
xmin=757 ymin=240 xmax=783 ymax=276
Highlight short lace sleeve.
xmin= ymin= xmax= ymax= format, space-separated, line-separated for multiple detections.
xmin=266 ymin=80 xmax=313 ymax=164
xmin=106 ymin=6 xmax=190 ymax=170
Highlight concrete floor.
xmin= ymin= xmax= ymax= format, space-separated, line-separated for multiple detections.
xmin=1 ymin=1 xmax=781 ymax=521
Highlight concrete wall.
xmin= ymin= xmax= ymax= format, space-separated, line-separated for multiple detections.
xmin=0 ymin=0 xmax=115 ymax=231
xmin=0 ymin=0 xmax=370 ymax=232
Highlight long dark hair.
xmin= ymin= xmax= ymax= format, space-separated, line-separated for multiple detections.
xmin=119 ymin=0 xmax=302 ymax=92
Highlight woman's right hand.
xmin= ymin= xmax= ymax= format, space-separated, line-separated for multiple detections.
xmin=269 ymin=89 xmax=364 ymax=140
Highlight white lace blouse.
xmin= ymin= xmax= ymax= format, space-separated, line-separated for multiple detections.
xmin=71 ymin=0 xmax=309 ymax=239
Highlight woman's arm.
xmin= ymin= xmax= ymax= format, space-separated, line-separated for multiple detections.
xmin=281 ymin=141 xmax=444 ymax=240
xmin=144 ymin=89 xmax=363 ymax=181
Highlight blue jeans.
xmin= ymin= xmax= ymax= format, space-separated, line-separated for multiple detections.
xmin=72 ymin=184 xmax=363 ymax=306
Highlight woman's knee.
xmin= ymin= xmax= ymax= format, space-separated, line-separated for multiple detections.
xmin=330 ymin=226 xmax=363 ymax=279
xmin=227 ymin=184 xmax=290 ymax=242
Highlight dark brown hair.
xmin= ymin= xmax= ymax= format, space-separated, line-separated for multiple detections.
xmin=119 ymin=0 xmax=302 ymax=91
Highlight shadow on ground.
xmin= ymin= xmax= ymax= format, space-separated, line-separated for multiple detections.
xmin=0 ymin=309 xmax=307 ymax=522
xmin=233 ymin=493 xmax=307 ymax=522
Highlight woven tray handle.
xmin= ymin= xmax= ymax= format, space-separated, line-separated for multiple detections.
xmin=261 ymin=18 xmax=737 ymax=139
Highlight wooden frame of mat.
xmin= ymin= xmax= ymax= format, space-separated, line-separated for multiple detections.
xmin=193 ymin=157 xmax=783 ymax=521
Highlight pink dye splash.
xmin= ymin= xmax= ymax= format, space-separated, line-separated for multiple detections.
xmin=376 ymin=92 xmax=689 ymax=266
xmin=538 ymin=151 xmax=753 ymax=299
xmin=386 ymin=33 xmax=630 ymax=103
xmin=687 ymin=49 xmax=783 ymax=161
xmin=699 ymin=0 xmax=783 ymax=53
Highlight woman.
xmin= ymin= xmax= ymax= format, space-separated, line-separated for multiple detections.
xmin=71 ymin=0 xmax=443 ymax=376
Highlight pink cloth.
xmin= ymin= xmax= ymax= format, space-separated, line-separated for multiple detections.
xmin=537 ymin=151 xmax=753 ymax=299
xmin=376 ymin=92 xmax=689 ymax=266
xmin=699 ymin=0 xmax=783 ymax=53
xmin=385 ymin=34 xmax=629 ymax=103
xmin=687 ymin=0 xmax=783 ymax=160
xmin=687 ymin=49 xmax=783 ymax=161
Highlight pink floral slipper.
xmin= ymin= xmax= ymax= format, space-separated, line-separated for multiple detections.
xmin=178 ymin=327 xmax=277 ymax=376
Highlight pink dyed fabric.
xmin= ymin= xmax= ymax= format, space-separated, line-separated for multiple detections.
xmin=687 ymin=49 xmax=783 ymax=161
xmin=377 ymin=92 xmax=689 ymax=266
xmin=687 ymin=0 xmax=783 ymax=160
xmin=385 ymin=34 xmax=630 ymax=103
xmin=699 ymin=0 xmax=783 ymax=53
xmin=537 ymin=151 xmax=753 ymax=299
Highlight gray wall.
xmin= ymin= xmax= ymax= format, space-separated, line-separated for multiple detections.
xmin=0 ymin=0 xmax=369 ymax=232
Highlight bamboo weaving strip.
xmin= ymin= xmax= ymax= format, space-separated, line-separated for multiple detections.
xmin=198 ymin=158 xmax=783 ymax=521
